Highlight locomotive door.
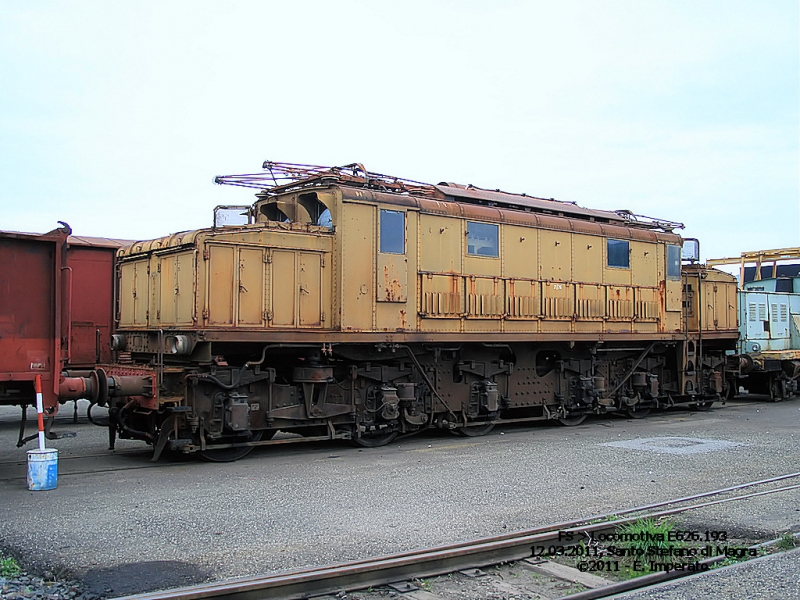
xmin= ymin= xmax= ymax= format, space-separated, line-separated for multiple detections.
xmin=119 ymin=258 xmax=149 ymax=327
xmin=269 ymin=249 xmax=327 ymax=328
xmin=375 ymin=208 xmax=412 ymax=331
xmin=205 ymin=244 xmax=328 ymax=329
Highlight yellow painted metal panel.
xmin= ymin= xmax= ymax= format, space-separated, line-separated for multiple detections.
xmin=419 ymin=214 xmax=462 ymax=273
xmin=604 ymin=239 xmax=632 ymax=285
xmin=665 ymin=311 xmax=681 ymax=332
xmin=630 ymin=241 xmax=658 ymax=287
xmin=155 ymin=255 xmax=172 ymax=325
xmin=464 ymin=254 xmax=501 ymax=277
xmin=502 ymin=225 xmax=537 ymax=279
xmin=463 ymin=320 xmax=500 ymax=332
xmin=572 ymin=235 xmax=603 ymax=283
xmin=238 ymin=248 xmax=266 ymax=326
xmin=207 ymin=245 xmax=235 ymax=325
xmin=703 ymin=280 xmax=717 ymax=330
xmin=175 ymin=252 xmax=195 ymax=326
xmin=341 ymin=203 xmax=375 ymax=330
xmin=541 ymin=320 xmax=573 ymax=332
xmin=376 ymin=303 xmax=412 ymax=331
xmin=634 ymin=287 xmax=659 ymax=321
xmin=419 ymin=318 xmax=462 ymax=332
xmin=504 ymin=320 xmax=540 ymax=333
xmin=298 ymin=252 xmax=323 ymax=327
xmin=119 ymin=260 xmax=148 ymax=327
xmin=154 ymin=252 xmax=194 ymax=326
xmin=607 ymin=285 xmax=634 ymax=320
xmin=420 ymin=273 xmax=463 ymax=318
xmin=726 ymin=282 xmax=738 ymax=330
xmin=574 ymin=320 xmax=604 ymax=333
xmin=271 ymin=250 xmax=296 ymax=327
xmin=666 ymin=278 xmax=681 ymax=312
xmin=376 ymin=253 xmax=407 ymax=303
xmin=465 ymin=276 xmax=504 ymax=318
xmin=575 ymin=283 xmax=605 ymax=319
xmin=539 ymin=230 xmax=571 ymax=281
xmin=542 ymin=281 xmax=574 ymax=319
xmin=505 ymin=279 xmax=540 ymax=319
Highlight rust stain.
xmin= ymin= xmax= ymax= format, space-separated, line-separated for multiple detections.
xmin=382 ymin=264 xmax=403 ymax=302
xmin=449 ymin=274 xmax=460 ymax=294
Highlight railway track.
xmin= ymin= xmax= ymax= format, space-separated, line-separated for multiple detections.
xmin=114 ymin=472 xmax=800 ymax=600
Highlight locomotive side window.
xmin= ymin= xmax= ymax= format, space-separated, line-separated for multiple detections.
xmin=467 ymin=222 xmax=499 ymax=257
xmin=380 ymin=209 xmax=405 ymax=254
xmin=607 ymin=239 xmax=630 ymax=268
xmin=666 ymin=245 xmax=681 ymax=279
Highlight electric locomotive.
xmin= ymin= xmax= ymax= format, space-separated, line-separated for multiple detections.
xmin=68 ymin=162 xmax=740 ymax=460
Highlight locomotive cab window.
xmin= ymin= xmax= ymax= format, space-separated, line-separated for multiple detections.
xmin=298 ymin=192 xmax=333 ymax=229
xmin=259 ymin=203 xmax=290 ymax=223
xmin=467 ymin=222 xmax=499 ymax=257
xmin=380 ymin=209 xmax=405 ymax=254
xmin=666 ymin=245 xmax=681 ymax=279
xmin=607 ymin=239 xmax=629 ymax=268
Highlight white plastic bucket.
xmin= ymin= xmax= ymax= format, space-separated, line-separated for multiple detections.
xmin=27 ymin=448 xmax=58 ymax=491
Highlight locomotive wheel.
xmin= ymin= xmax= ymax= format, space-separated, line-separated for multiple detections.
xmin=353 ymin=430 xmax=398 ymax=448
xmin=558 ymin=414 xmax=587 ymax=426
xmin=453 ymin=422 xmax=496 ymax=437
xmin=625 ymin=407 xmax=651 ymax=419
xmin=691 ymin=400 xmax=714 ymax=412
xmin=198 ymin=429 xmax=274 ymax=462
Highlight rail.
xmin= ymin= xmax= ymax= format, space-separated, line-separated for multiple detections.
xmin=113 ymin=472 xmax=800 ymax=600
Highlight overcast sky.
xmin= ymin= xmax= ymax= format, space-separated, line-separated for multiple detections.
xmin=1 ymin=1 xmax=797 ymax=261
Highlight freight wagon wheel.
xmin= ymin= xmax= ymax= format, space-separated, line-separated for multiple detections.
xmin=353 ymin=430 xmax=398 ymax=448
xmin=558 ymin=414 xmax=587 ymax=426
xmin=453 ymin=422 xmax=496 ymax=437
xmin=198 ymin=429 xmax=274 ymax=462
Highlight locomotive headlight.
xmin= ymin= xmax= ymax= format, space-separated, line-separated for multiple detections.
xmin=110 ymin=334 xmax=127 ymax=351
xmin=165 ymin=335 xmax=193 ymax=355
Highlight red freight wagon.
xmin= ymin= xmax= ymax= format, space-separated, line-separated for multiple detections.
xmin=0 ymin=224 xmax=126 ymax=445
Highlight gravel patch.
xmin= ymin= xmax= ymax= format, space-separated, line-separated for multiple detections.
xmin=0 ymin=570 xmax=94 ymax=600
xmin=616 ymin=547 xmax=800 ymax=599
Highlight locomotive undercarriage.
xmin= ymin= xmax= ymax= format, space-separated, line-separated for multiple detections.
xmin=94 ymin=338 xmax=730 ymax=461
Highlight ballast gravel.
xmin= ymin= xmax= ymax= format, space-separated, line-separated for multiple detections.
xmin=0 ymin=572 xmax=94 ymax=600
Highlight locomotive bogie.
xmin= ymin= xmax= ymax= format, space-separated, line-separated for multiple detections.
xmin=100 ymin=338 xmax=733 ymax=460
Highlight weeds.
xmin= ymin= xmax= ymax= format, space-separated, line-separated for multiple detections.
xmin=776 ymin=533 xmax=798 ymax=551
xmin=613 ymin=518 xmax=683 ymax=579
xmin=0 ymin=556 xmax=21 ymax=578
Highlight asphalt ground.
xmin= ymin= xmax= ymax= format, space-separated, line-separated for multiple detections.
xmin=0 ymin=397 xmax=798 ymax=598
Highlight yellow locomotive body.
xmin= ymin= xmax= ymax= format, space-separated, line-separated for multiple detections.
xmin=100 ymin=163 xmax=738 ymax=460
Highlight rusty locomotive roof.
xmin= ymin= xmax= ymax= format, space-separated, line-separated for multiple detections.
xmin=215 ymin=161 xmax=684 ymax=233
